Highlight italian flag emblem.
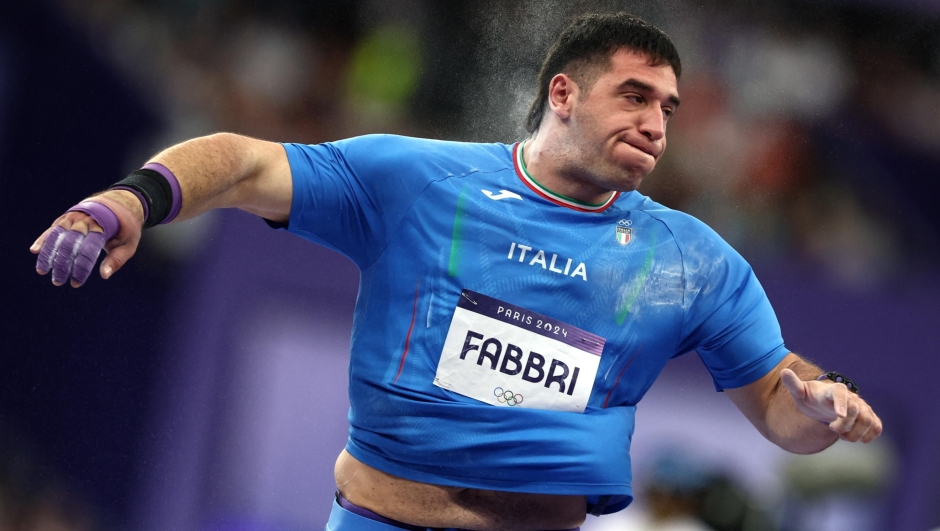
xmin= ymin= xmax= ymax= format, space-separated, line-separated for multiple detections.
xmin=616 ymin=223 xmax=632 ymax=246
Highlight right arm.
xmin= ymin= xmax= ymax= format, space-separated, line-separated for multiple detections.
xmin=147 ymin=132 xmax=292 ymax=223
xmin=31 ymin=133 xmax=291 ymax=286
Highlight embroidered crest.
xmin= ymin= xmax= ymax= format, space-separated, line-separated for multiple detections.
xmin=616 ymin=219 xmax=633 ymax=246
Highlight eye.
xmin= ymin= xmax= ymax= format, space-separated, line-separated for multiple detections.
xmin=662 ymin=107 xmax=674 ymax=120
xmin=625 ymin=94 xmax=643 ymax=104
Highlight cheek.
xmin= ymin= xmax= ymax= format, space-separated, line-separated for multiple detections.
xmin=607 ymin=113 xmax=640 ymax=138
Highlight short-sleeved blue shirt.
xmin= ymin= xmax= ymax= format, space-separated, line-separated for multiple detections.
xmin=278 ymin=135 xmax=788 ymax=513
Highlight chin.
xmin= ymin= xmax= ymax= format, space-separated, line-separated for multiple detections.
xmin=619 ymin=178 xmax=644 ymax=193
xmin=595 ymin=155 xmax=653 ymax=191
xmin=613 ymin=163 xmax=653 ymax=188
xmin=611 ymin=152 xmax=654 ymax=174
xmin=599 ymin=173 xmax=644 ymax=193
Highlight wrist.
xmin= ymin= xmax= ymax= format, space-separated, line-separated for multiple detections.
xmin=107 ymin=162 xmax=183 ymax=228
xmin=816 ymin=371 xmax=859 ymax=394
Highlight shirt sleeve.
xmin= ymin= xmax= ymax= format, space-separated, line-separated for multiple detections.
xmin=674 ymin=220 xmax=789 ymax=391
xmin=279 ymin=135 xmax=441 ymax=269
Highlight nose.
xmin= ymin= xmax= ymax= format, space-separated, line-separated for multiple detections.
xmin=638 ymin=106 xmax=665 ymax=142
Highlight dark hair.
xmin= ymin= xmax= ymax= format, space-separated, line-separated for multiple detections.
xmin=525 ymin=13 xmax=682 ymax=133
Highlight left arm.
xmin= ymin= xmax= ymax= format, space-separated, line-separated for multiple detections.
xmin=725 ymin=352 xmax=883 ymax=454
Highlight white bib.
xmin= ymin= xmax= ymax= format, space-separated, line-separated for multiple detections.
xmin=433 ymin=290 xmax=605 ymax=413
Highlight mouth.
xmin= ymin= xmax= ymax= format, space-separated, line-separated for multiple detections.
xmin=622 ymin=140 xmax=657 ymax=159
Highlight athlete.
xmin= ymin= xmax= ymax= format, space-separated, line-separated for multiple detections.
xmin=31 ymin=13 xmax=881 ymax=531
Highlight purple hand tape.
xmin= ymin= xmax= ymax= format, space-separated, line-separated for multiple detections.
xmin=39 ymin=200 xmax=122 ymax=285
xmin=36 ymin=225 xmax=66 ymax=274
xmin=142 ymin=162 xmax=182 ymax=224
xmin=68 ymin=201 xmax=121 ymax=240
xmin=51 ymin=229 xmax=85 ymax=285
xmin=70 ymin=232 xmax=106 ymax=285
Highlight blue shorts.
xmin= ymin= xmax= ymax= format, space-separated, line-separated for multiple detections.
xmin=325 ymin=496 xmax=580 ymax=531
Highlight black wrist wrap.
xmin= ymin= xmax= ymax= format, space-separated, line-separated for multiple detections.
xmin=109 ymin=169 xmax=172 ymax=228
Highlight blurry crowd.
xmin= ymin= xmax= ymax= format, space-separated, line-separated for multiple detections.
xmin=642 ymin=2 xmax=940 ymax=287
xmin=58 ymin=0 xmax=428 ymax=147
xmin=585 ymin=442 xmax=895 ymax=531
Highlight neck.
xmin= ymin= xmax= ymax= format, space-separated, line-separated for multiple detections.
xmin=521 ymin=136 xmax=617 ymax=207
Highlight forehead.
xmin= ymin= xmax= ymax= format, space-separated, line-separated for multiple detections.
xmin=598 ymin=49 xmax=679 ymax=96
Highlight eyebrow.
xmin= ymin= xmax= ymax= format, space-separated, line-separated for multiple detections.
xmin=617 ymin=78 xmax=681 ymax=108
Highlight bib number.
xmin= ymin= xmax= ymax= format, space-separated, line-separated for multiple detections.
xmin=433 ymin=290 xmax=605 ymax=413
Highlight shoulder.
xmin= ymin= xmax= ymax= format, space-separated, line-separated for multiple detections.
xmin=282 ymin=135 xmax=515 ymax=189
xmin=626 ymin=193 xmax=746 ymax=277
xmin=328 ymin=134 xmax=514 ymax=173
xmin=628 ymin=194 xmax=728 ymax=250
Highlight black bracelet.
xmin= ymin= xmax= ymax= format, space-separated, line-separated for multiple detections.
xmin=109 ymin=169 xmax=172 ymax=228
xmin=816 ymin=371 xmax=859 ymax=394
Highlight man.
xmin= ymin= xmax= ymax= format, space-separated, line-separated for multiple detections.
xmin=32 ymin=13 xmax=881 ymax=531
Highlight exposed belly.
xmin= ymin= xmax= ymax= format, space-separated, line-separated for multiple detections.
xmin=334 ymin=450 xmax=587 ymax=531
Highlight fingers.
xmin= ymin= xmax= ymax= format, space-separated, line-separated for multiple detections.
xmin=35 ymin=214 xmax=108 ymax=287
xmin=33 ymin=201 xmax=126 ymax=287
xmin=51 ymin=229 xmax=86 ymax=285
xmin=31 ymin=226 xmax=55 ymax=254
xmin=100 ymin=243 xmax=133 ymax=279
xmin=785 ymin=374 xmax=846 ymax=423
xmin=780 ymin=365 xmax=883 ymax=444
xmin=829 ymin=397 xmax=859 ymax=434
xmin=780 ymin=368 xmax=807 ymax=400
xmin=829 ymin=395 xmax=883 ymax=443
xmin=860 ymin=413 xmax=884 ymax=443
xmin=36 ymin=226 xmax=67 ymax=274
xmin=70 ymin=232 xmax=107 ymax=286
xmin=829 ymin=383 xmax=848 ymax=418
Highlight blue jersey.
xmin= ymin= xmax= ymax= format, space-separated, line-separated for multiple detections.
xmin=279 ymin=135 xmax=788 ymax=513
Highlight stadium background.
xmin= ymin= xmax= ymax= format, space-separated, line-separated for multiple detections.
xmin=1 ymin=0 xmax=938 ymax=529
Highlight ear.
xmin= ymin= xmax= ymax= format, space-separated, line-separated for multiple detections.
xmin=546 ymin=73 xmax=578 ymax=120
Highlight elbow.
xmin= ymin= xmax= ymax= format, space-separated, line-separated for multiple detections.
xmin=201 ymin=132 xmax=250 ymax=153
xmin=771 ymin=427 xmax=839 ymax=455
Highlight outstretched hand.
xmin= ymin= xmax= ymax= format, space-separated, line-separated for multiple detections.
xmin=780 ymin=368 xmax=882 ymax=443
xmin=30 ymin=191 xmax=145 ymax=287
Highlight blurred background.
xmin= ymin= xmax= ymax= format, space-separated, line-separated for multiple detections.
xmin=1 ymin=0 xmax=938 ymax=529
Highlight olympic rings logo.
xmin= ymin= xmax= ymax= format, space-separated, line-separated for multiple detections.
xmin=494 ymin=387 xmax=524 ymax=406
xmin=618 ymin=219 xmax=632 ymax=226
